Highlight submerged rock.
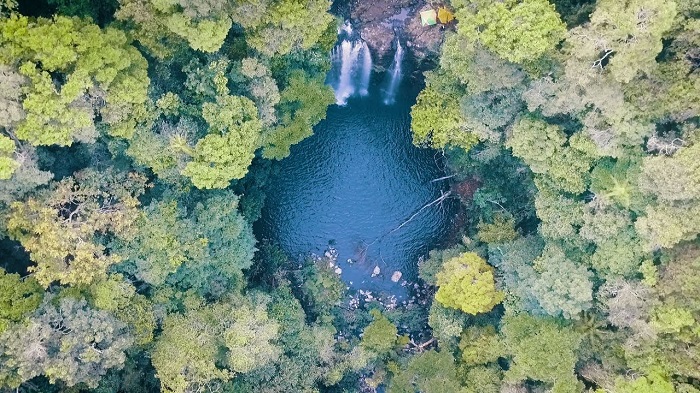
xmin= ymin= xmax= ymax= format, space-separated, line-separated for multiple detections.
xmin=372 ymin=266 xmax=381 ymax=277
xmin=391 ymin=271 xmax=402 ymax=282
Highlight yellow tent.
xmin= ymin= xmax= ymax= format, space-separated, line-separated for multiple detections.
xmin=420 ymin=9 xmax=437 ymax=26
xmin=437 ymin=7 xmax=454 ymax=24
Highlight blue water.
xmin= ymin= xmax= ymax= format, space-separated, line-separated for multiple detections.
xmin=258 ymin=74 xmax=456 ymax=297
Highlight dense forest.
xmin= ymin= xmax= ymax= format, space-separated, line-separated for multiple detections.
xmin=0 ymin=0 xmax=698 ymax=392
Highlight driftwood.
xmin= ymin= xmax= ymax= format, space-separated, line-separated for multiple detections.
xmin=386 ymin=191 xmax=451 ymax=236
xmin=408 ymin=337 xmax=436 ymax=352
xmin=429 ymin=174 xmax=456 ymax=182
xmin=366 ymin=191 xmax=452 ymax=247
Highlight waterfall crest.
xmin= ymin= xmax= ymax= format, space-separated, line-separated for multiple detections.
xmin=383 ymin=41 xmax=404 ymax=105
xmin=329 ymin=23 xmax=373 ymax=105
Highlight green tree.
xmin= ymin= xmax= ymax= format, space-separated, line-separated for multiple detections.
xmin=181 ymin=95 xmax=262 ymax=188
xmin=242 ymin=0 xmax=334 ymax=57
xmin=531 ymin=244 xmax=594 ymax=319
xmin=567 ymin=0 xmax=678 ymax=83
xmin=112 ymin=200 xmax=207 ymax=286
xmin=388 ymin=350 xmax=463 ymax=393
xmin=435 ymin=252 xmax=504 ymax=315
xmin=0 ymin=298 xmax=133 ymax=388
xmin=166 ymin=192 xmax=255 ymax=298
xmin=507 ymin=117 xmax=597 ymax=194
xmin=455 ymin=0 xmax=566 ymax=63
xmin=151 ymin=297 xmax=280 ymax=393
xmin=6 ymin=169 xmax=147 ymax=287
xmin=115 ymin=0 xmax=231 ymax=55
xmin=501 ymin=314 xmax=582 ymax=393
xmin=533 ymin=184 xmax=585 ymax=241
xmin=439 ymin=37 xmax=526 ymax=94
xmin=0 ymin=145 xmax=52 ymax=205
xmin=261 ymin=71 xmax=334 ymax=159
xmin=635 ymin=202 xmax=700 ymax=250
xmin=639 ymin=142 xmax=700 ymax=202
xmin=361 ymin=309 xmax=399 ymax=356
xmin=0 ymin=64 xmax=25 ymax=129
xmin=0 ymin=14 xmax=150 ymax=143
xmin=488 ymin=236 xmax=546 ymax=314
xmin=0 ymin=268 xmax=42 ymax=333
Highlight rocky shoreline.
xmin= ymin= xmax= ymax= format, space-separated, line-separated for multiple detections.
xmin=340 ymin=0 xmax=447 ymax=67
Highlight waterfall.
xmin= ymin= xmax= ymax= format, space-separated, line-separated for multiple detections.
xmin=329 ymin=23 xmax=373 ymax=105
xmin=334 ymin=40 xmax=360 ymax=105
xmin=383 ymin=41 xmax=404 ymax=105
xmin=359 ymin=42 xmax=372 ymax=96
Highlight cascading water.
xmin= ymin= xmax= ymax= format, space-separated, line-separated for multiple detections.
xmin=329 ymin=23 xmax=373 ymax=105
xmin=359 ymin=42 xmax=372 ymax=96
xmin=383 ymin=40 xmax=404 ymax=105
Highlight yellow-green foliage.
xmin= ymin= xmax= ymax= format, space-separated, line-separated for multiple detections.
xmin=361 ymin=309 xmax=398 ymax=356
xmin=182 ymin=95 xmax=262 ymax=189
xmin=262 ymin=72 xmax=335 ymax=160
xmin=455 ymin=0 xmax=566 ymax=64
xmin=435 ymin=253 xmax=504 ymax=315
xmin=151 ymin=299 xmax=280 ymax=393
xmin=0 ymin=14 xmax=149 ymax=144
xmin=116 ymin=0 xmax=231 ymax=56
xmin=0 ymin=268 xmax=42 ymax=333
xmin=5 ymin=170 xmax=146 ymax=287
xmin=477 ymin=214 xmax=518 ymax=244
xmin=0 ymin=135 xmax=18 ymax=179
xmin=411 ymin=85 xmax=479 ymax=150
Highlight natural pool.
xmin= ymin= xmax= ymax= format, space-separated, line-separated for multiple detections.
xmin=258 ymin=35 xmax=457 ymax=298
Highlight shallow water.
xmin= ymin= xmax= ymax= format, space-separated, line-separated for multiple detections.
xmin=258 ymin=73 xmax=456 ymax=297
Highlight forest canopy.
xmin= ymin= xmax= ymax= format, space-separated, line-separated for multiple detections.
xmin=0 ymin=0 xmax=699 ymax=392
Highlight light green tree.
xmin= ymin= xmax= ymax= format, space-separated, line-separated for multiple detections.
xmin=0 ymin=268 xmax=42 ymax=333
xmin=435 ymin=252 xmax=504 ymax=315
xmin=361 ymin=309 xmax=398 ymax=356
xmin=0 ymin=14 xmax=150 ymax=143
xmin=181 ymin=95 xmax=262 ymax=188
xmin=261 ymin=71 xmax=334 ymax=159
xmin=151 ymin=297 xmax=280 ymax=393
xmin=388 ymin=350 xmax=464 ymax=393
xmin=116 ymin=0 xmax=231 ymax=55
xmin=455 ymin=0 xmax=566 ymax=63
xmin=411 ymin=71 xmax=479 ymax=150
xmin=0 ymin=135 xmax=18 ymax=179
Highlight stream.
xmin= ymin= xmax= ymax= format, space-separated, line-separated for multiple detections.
xmin=257 ymin=27 xmax=457 ymax=298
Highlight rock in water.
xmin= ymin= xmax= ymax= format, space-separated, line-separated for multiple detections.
xmin=372 ymin=266 xmax=381 ymax=277
xmin=391 ymin=271 xmax=402 ymax=282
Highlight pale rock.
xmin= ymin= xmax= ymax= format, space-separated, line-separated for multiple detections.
xmin=372 ymin=266 xmax=381 ymax=277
